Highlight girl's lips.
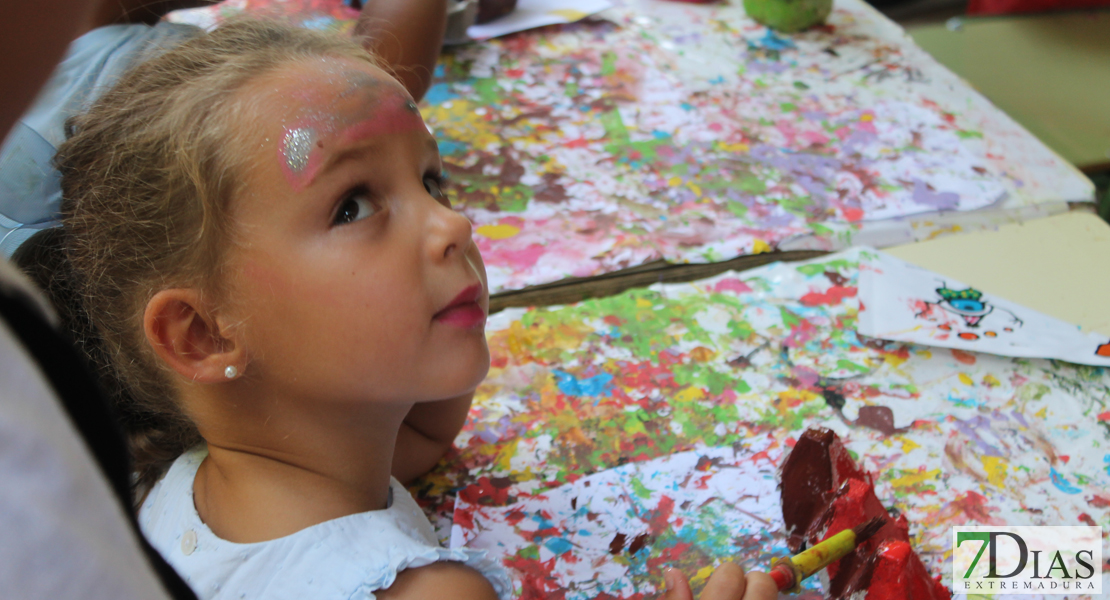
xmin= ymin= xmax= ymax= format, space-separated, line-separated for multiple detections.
xmin=435 ymin=302 xmax=486 ymax=328
xmin=434 ymin=284 xmax=486 ymax=328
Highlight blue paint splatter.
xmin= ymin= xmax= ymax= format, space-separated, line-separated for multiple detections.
xmin=424 ymin=83 xmax=459 ymax=105
xmin=758 ymin=29 xmax=796 ymax=51
xmin=544 ymin=537 xmax=574 ymax=555
xmin=300 ymin=16 xmax=336 ymax=30
xmin=1104 ymin=455 xmax=1110 ymax=476
xmin=709 ymin=75 xmax=726 ymax=84
xmin=437 ymin=140 xmax=466 ymax=156
xmin=1050 ymin=468 xmax=1082 ymax=494
xmin=531 ymin=513 xmax=555 ymax=530
xmin=553 ymin=370 xmax=613 ymax=397
xmin=651 ymin=130 xmax=672 ymax=140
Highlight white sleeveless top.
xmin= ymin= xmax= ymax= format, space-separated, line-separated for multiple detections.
xmin=138 ymin=447 xmax=512 ymax=600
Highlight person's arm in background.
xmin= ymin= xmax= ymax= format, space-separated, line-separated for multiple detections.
xmin=0 ymin=1 xmax=94 ymax=137
xmin=354 ymin=0 xmax=447 ymax=102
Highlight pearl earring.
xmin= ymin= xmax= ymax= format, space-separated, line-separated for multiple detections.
xmin=224 ymin=365 xmax=239 ymax=379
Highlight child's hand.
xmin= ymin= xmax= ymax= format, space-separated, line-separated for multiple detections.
xmin=660 ymin=563 xmax=779 ymax=600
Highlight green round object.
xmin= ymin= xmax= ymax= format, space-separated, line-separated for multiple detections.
xmin=743 ymin=0 xmax=832 ymax=32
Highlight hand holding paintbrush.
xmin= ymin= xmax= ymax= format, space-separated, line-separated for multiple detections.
xmin=657 ymin=517 xmax=885 ymax=600
xmin=770 ymin=517 xmax=887 ymax=593
xmin=659 ymin=563 xmax=779 ymax=600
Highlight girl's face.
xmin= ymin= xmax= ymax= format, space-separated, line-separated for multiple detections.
xmin=223 ymin=56 xmax=489 ymax=405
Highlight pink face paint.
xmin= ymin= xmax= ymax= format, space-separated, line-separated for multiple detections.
xmin=335 ymin=94 xmax=424 ymax=148
xmin=277 ymin=90 xmax=425 ymax=191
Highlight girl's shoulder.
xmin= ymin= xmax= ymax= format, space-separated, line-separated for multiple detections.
xmin=138 ymin=447 xmax=512 ymax=600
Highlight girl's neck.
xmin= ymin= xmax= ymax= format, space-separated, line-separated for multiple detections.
xmin=189 ymin=389 xmax=410 ymax=543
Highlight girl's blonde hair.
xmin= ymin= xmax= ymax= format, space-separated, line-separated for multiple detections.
xmin=54 ymin=19 xmax=380 ymax=491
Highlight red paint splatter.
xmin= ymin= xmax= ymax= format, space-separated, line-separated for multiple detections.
xmin=646 ymin=495 xmax=675 ymax=536
xmin=799 ymin=285 xmax=858 ymax=307
xmin=1087 ymin=493 xmax=1110 ymax=509
xmin=1060 ymin=455 xmax=1070 ymax=464
xmin=454 ymin=508 xmax=475 ymax=530
xmin=951 ymin=349 xmax=977 ymax=365
xmin=505 ymin=555 xmax=566 ymax=600
xmin=628 ymin=533 xmax=652 ymax=554
xmin=949 ymin=490 xmax=1004 ymax=525
xmin=1097 ymin=342 xmax=1110 ymax=357
xmin=958 ymin=332 xmax=979 ymax=341
xmin=1098 ymin=411 xmax=1110 ymax=421
xmin=713 ymin=278 xmax=753 ymax=295
xmin=1079 ymin=513 xmax=1097 ymax=526
xmin=458 ymin=476 xmax=512 ymax=506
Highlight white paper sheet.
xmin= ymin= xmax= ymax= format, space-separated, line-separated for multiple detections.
xmin=466 ymin=0 xmax=613 ymax=40
xmin=857 ymin=249 xmax=1110 ymax=367
xmin=450 ymin=440 xmax=784 ymax=598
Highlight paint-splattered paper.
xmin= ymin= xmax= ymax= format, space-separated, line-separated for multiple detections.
xmin=416 ymin=248 xmax=1110 ymax=599
xmin=450 ymin=442 xmax=784 ymax=598
xmin=857 ymin=250 xmax=1110 ymax=367
xmin=466 ymin=0 xmax=614 ymax=40
xmin=170 ymin=0 xmax=1094 ymax=293
xmin=423 ymin=0 xmax=1091 ymax=292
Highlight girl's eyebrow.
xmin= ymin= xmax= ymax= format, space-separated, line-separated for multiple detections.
xmin=303 ymin=95 xmax=424 ymax=187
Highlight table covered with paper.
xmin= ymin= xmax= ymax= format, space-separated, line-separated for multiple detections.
xmin=416 ymin=248 xmax=1110 ymax=599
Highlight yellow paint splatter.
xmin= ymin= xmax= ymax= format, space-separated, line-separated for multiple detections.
xmin=753 ymin=239 xmax=771 ymax=254
xmin=495 ymin=438 xmax=519 ymax=472
xmin=547 ymin=8 xmax=588 ymax=20
xmin=674 ymin=387 xmax=706 ymax=403
xmin=476 ymin=224 xmax=521 ymax=240
xmin=1035 ymin=407 xmax=1048 ymax=419
xmin=982 ymin=374 xmax=1001 ymax=387
xmin=636 ymin=297 xmax=653 ymax=308
xmin=899 ymin=437 xmax=920 ymax=453
xmin=668 ymin=176 xmax=682 ymax=187
xmin=688 ymin=183 xmax=702 ymax=197
xmin=891 ymin=469 xmax=941 ymax=488
xmin=981 ymin=456 xmax=1008 ymax=487
xmin=926 ymin=224 xmax=963 ymax=240
xmin=860 ymin=113 xmax=874 ymax=122
xmin=689 ymin=347 xmax=717 ymax=362
xmin=777 ymin=389 xmax=820 ymax=407
xmin=719 ymin=142 xmax=750 ymax=153
xmin=959 ymin=373 xmax=974 ymax=386
xmin=884 ymin=352 xmax=908 ymax=368
xmin=689 ymin=565 xmax=715 ymax=587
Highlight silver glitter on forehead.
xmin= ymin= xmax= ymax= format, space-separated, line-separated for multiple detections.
xmin=281 ymin=127 xmax=317 ymax=174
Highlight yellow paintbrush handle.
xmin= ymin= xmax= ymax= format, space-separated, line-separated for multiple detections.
xmin=793 ymin=528 xmax=858 ymax=579
xmin=771 ymin=529 xmax=860 ymax=593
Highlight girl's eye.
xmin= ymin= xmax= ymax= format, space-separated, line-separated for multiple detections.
xmin=334 ymin=187 xmax=376 ymax=225
xmin=424 ymin=175 xmax=446 ymax=203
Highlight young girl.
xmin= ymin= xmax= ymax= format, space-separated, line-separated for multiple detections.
xmin=49 ymin=19 xmax=775 ymax=600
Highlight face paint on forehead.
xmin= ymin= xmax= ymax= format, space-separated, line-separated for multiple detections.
xmin=276 ymin=89 xmax=426 ymax=191
xmin=281 ymin=127 xmax=318 ymax=175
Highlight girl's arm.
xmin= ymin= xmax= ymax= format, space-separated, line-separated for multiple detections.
xmin=392 ymin=392 xmax=473 ymax=484
xmin=354 ymin=0 xmax=447 ymax=102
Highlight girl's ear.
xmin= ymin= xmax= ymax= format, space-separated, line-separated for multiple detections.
xmin=144 ymin=289 xmax=243 ymax=383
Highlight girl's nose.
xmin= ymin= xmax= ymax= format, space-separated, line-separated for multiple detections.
xmin=425 ymin=196 xmax=474 ymax=262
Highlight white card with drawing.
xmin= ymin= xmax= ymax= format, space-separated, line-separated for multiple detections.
xmin=856 ymin=250 xmax=1110 ymax=367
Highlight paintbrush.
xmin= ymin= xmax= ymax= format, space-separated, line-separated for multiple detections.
xmin=769 ymin=517 xmax=886 ymax=593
